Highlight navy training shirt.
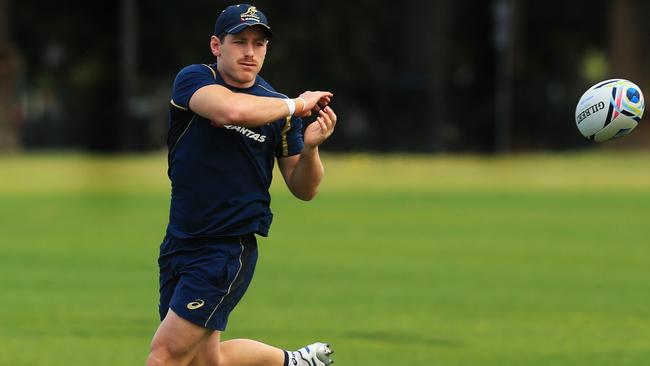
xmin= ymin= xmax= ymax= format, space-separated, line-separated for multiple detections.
xmin=166 ymin=63 xmax=304 ymax=239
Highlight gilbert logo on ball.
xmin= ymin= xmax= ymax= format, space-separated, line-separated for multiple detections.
xmin=575 ymin=79 xmax=645 ymax=142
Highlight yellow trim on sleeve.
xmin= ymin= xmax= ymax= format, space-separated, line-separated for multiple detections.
xmin=281 ymin=116 xmax=292 ymax=157
xmin=170 ymin=99 xmax=188 ymax=110
xmin=202 ymin=64 xmax=217 ymax=80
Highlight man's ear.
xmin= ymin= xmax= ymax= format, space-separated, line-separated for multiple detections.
xmin=210 ymin=35 xmax=222 ymax=57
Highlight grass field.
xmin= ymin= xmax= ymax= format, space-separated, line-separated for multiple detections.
xmin=1 ymin=151 xmax=650 ymax=365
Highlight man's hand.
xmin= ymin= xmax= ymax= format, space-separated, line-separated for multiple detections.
xmin=295 ymin=91 xmax=333 ymax=117
xmin=303 ymin=106 xmax=337 ymax=149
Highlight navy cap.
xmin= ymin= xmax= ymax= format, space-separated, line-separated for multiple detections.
xmin=214 ymin=4 xmax=273 ymax=39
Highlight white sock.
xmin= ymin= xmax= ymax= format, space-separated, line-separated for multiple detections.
xmin=286 ymin=347 xmax=312 ymax=366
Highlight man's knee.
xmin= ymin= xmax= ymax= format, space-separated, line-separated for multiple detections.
xmin=146 ymin=347 xmax=169 ymax=366
xmin=147 ymin=333 xmax=199 ymax=366
xmin=147 ymin=339 xmax=185 ymax=366
xmin=147 ymin=309 xmax=214 ymax=365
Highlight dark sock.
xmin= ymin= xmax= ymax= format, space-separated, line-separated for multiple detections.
xmin=283 ymin=350 xmax=289 ymax=366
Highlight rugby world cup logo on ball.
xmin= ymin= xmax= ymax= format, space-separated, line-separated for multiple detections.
xmin=575 ymin=79 xmax=645 ymax=142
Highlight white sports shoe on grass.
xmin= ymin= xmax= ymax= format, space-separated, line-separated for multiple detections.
xmin=288 ymin=342 xmax=334 ymax=366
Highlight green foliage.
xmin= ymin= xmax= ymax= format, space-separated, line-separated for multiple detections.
xmin=1 ymin=153 xmax=649 ymax=365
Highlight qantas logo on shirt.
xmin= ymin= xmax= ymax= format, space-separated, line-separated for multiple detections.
xmin=223 ymin=124 xmax=267 ymax=142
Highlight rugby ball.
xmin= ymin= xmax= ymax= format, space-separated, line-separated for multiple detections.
xmin=575 ymin=79 xmax=644 ymax=142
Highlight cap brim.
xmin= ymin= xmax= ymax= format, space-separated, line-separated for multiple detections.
xmin=226 ymin=22 xmax=274 ymax=38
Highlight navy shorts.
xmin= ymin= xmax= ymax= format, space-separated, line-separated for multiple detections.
xmin=157 ymin=233 xmax=258 ymax=331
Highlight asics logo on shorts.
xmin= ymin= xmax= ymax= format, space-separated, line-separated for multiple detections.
xmin=187 ymin=299 xmax=205 ymax=310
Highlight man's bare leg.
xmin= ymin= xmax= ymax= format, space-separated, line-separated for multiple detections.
xmin=147 ymin=309 xmax=333 ymax=366
xmin=146 ymin=309 xmax=212 ymax=366
xmin=191 ymin=335 xmax=334 ymax=366
xmin=190 ymin=335 xmax=285 ymax=366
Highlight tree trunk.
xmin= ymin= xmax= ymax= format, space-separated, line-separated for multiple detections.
xmin=0 ymin=0 xmax=21 ymax=151
xmin=610 ymin=0 xmax=650 ymax=148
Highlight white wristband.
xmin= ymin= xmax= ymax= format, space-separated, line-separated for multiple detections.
xmin=283 ymin=98 xmax=296 ymax=116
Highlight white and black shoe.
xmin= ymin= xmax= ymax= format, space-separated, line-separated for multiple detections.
xmin=288 ymin=342 xmax=334 ymax=366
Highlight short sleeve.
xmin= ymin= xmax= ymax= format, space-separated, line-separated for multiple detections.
xmin=170 ymin=64 xmax=217 ymax=110
xmin=275 ymin=116 xmax=304 ymax=157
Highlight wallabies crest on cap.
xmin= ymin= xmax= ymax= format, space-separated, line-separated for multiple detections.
xmin=240 ymin=6 xmax=260 ymax=22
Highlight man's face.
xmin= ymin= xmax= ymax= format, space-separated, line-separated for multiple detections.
xmin=216 ymin=26 xmax=268 ymax=88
